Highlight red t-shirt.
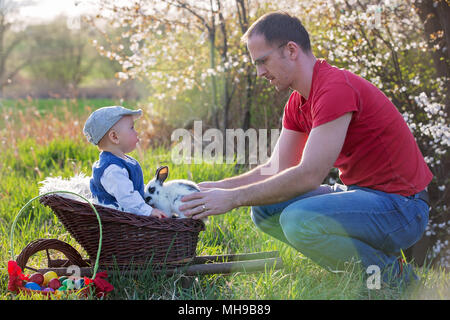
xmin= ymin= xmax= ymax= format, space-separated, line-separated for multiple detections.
xmin=283 ymin=59 xmax=432 ymax=196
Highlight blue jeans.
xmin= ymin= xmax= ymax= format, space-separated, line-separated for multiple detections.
xmin=251 ymin=184 xmax=429 ymax=284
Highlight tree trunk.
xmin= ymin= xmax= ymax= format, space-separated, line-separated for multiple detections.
xmin=242 ymin=71 xmax=254 ymax=131
xmin=236 ymin=0 xmax=253 ymax=131
xmin=217 ymin=0 xmax=230 ymax=131
xmin=413 ymin=0 xmax=450 ymax=111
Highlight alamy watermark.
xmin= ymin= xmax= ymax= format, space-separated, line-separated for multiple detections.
xmin=171 ymin=121 xmax=280 ymax=175
xmin=366 ymin=265 xmax=381 ymax=289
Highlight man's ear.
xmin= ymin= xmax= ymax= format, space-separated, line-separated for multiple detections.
xmin=286 ymin=41 xmax=300 ymax=60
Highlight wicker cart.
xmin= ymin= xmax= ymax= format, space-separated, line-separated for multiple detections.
xmin=11 ymin=192 xmax=283 ymax=286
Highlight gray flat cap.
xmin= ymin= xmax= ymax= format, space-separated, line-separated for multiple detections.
xmin=83 ymin=106 xmax=142 ymax=145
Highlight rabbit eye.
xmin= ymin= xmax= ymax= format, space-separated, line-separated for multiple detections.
xmin=149 ymin=187 xmax=156 ymax=194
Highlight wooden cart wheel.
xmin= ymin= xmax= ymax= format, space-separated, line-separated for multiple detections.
xmin=16 ymin=238 xmax=90 ymax=272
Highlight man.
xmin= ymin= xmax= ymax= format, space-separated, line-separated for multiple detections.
xmin=180 ymin=11 xmax=432 ymax=286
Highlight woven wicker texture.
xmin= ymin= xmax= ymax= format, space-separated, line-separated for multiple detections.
xmin=39 ymin=195 xmax=205 ymax=267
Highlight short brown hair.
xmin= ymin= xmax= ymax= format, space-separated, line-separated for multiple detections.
xmin=242 ymin=11 xmax=311 ymax=52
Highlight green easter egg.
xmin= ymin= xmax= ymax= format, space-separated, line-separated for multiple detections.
xmin=62 ymin=279 xmax=74 ymax=290
xmin=58 ymin=286 xmax=67 ymax=291
xmin=59 ymin=276 xmax=68 ymax=282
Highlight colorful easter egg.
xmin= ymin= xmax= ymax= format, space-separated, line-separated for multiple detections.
xmin=43 ymin=271 xmax=58 ymax=286
xmin=58 ymin=276 xmax=68 ymax=282
xmin=29 ymin=273 xmax=44 ymax=286
xmin=42 ymin=287 xmax=55 ymax=293
xmin=57 ymin=286 xmax=67 ymax=291
xmin=48 ymin=278 xmax=61 ymax=290
xmin=24 ymin=282 xmax=41 ymax=291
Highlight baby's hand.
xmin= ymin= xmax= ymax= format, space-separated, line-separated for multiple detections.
xmin=151 ymin=208 xmax=168 ymax=218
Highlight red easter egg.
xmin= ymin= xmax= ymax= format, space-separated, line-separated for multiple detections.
xmin=48 ymin=278 xmax=61 ymax=290
xmin=29 ymin=273 xmax=44 ymax=286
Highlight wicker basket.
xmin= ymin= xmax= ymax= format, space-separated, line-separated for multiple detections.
xmin=39 ymin=194 xmax=205 ymax=268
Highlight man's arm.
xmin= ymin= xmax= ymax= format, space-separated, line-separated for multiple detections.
xmin=234 ymin=112 xmax=352 ymax=206
xmin=201 ymin=127 xmax=307 ymax=189
xmin=181 ymin=112 xmax=352 ymax=220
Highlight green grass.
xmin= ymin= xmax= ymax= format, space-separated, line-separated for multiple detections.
xmin=1 ymin=138 xmax=449 ymax=300
xmin=0 ymin=102 xmax=449 ymax=300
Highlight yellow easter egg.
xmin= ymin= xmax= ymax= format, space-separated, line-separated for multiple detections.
xmin=43 ymin=271 xmax=58 ymax=286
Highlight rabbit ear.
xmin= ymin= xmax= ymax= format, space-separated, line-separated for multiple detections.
xmin=155 ymin=166 xmax=169 ymax=184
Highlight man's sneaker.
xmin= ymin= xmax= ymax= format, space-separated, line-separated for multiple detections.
xmin=382 ymin=258 xmax=419 ymax=289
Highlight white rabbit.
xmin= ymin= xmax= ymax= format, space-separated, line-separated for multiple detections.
xmin=144 ymin=166 xmax=200 ymax=218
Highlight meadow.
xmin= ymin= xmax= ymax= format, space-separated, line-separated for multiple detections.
xmin=0 ymin=99 xmax=448 ymax=300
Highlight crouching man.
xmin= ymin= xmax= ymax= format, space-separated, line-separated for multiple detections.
xmin=180 ymin=11 xmax=432 ymax=287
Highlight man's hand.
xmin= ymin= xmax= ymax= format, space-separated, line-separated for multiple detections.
xmin=180 ymin=188 xmax=238 ymax=220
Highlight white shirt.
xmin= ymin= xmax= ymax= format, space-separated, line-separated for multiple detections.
xmin=100 ymin=164 xmax=153 ymax=216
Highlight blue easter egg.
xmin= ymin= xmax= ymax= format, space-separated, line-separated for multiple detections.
xmin=74 ymin=278 xmax=85 ymax=289
xmin=24 ymin=282 xmax=41 ymax=291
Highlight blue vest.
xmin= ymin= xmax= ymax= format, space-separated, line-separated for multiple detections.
xmin=90 ymin=151 xmax=145 ymax=207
